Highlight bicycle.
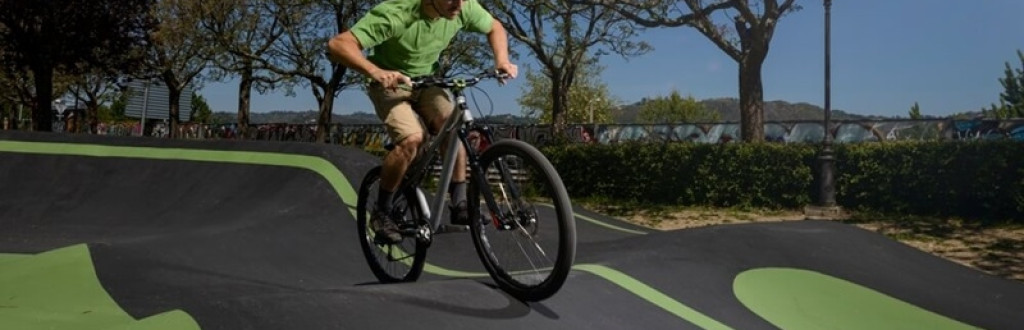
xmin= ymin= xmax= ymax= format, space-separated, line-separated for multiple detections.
xmin=355 ymin=71 xmax=576 ymax=301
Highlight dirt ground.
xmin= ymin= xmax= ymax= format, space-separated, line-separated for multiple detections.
xmin=593 ymin=205 xmax=1024 ymax=283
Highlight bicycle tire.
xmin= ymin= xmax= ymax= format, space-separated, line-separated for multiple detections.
xmin=356 ymin=166 xmax=428 ymax=283
xmin=468 ymin=139 xmax=576 ymax=301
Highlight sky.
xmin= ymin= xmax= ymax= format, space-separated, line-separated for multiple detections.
xmin=200 ymin=0 xmax=1024 ymax=118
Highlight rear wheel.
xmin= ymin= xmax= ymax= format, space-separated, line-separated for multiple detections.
xmin=357 ymin=166 xmax=428 ymax=282
xmin=468 ymin=140 xmax=576 ymax=301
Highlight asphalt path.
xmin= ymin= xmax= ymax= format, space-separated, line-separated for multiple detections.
xmin=1 ymin=130 xmax=1022 ymax=329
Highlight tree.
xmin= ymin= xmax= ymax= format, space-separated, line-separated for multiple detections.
xmin=589 ymin=0 xmax=799 ymax=142
xmin=909 ymin=102 xmax=922 ymax=119
xmin=483 ymin=0 xmax=650 ymax=135
xmin=0 ymin=0 xmax=153 ymax=131
xmin=107 ymin=88 xmax=129 ymax=121
xmin=0 ymin=62 xmax=37 ymax=130
xmin=67 ymin=71 xmax=125 ymax=132
xmin=199 ymin=0 xmax=287 ymax=137
xmin=191 ymin=93 xmax=213 ymax=123
xmin=518 ymin=60 xmax=616 ymax=124
xmin=986 ymin=50 xmax=1024 ymax=119
xmin=145 ymin=0 xmax=215 ymax=138
xmin=254 ymin=0 xmax=369 ymax=143
xmin=638 ymin=89 xmax=719 ymax=123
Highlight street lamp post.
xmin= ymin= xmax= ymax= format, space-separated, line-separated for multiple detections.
xmin=817 ymin=0 xmax=837 ymax=207
xmin=806 ymin=0 xmax=841 ymax=219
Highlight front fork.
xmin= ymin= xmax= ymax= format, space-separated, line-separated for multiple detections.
xmin=463 ymin=126 xmax=527 ymax=230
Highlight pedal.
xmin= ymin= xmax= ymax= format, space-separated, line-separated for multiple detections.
xmin=436 ymin=224 xmax=469 ymax=234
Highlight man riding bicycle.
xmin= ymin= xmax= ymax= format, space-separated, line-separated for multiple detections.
xmin=328 ymin=0 xmax=518 ymax=244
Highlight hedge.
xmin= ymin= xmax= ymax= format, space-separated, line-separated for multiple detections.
xmin=541 ymin=141 xmax=1024 ymax=223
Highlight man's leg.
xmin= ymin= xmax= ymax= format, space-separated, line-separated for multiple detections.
xmin=368 ymin=84 xmax=424 ymax=242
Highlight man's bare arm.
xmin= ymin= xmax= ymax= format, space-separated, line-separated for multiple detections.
xmin=486 ymin=20 xmax=518 ymax=80
xmin=328 ymin=32 xmax=379 ymax=76
xmin=328 ymin=32 xmax=410 ymax=88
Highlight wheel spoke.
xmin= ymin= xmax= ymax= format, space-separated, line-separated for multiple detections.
xmin=356 ymin=166 xmax=427 ymax=283
xmin=469 ymin=140 xmax=575 ymax=301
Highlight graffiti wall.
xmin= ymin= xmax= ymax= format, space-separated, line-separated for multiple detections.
xmin=560 ymin=119 xmax=1024 ymax=145
xmin=328 ymin=119 xmax=1024 ymax=147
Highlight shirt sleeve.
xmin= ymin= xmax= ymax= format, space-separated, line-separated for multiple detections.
xmin=349 ymin=5 xmax=403 ymax=50
xmin=461 ymin=0 xmax=494 ymax=34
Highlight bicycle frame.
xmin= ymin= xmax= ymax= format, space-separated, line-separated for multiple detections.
xmin=395 ymin=74 xmax=522 ymax=236
xmin=358 ymin=72 xmax=575 ymax=300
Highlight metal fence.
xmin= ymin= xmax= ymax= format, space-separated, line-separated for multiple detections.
xmin=41 ymin=118 xmax=1024 ymax=147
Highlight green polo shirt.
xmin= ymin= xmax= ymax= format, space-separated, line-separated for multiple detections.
xmin=350 ymin=0 xmax=494 ymax=77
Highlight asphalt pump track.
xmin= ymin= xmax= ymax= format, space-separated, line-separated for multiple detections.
xmin=1 ymin=131 xmax=1022 ymax=329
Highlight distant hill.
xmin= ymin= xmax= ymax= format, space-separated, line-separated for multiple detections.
xmin=210 ymin=98 xmax=920 ymax=125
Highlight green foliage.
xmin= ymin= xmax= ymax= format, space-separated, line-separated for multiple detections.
xmin=96 ymin=104 xmax=114 ymax=123
xmin=909 ymin=102 xmax=922 ymax=119
xmin=834 ymin=141 xmax=1024 ymax=222
xmin=545 ymin=142 xmax=816 ymax=209
xmin=107 ymin=90 xmax=129 ymax=121
xmin=986 ymin=50 xmax=1024 ymax=119
xmin=637 ymin=90 xmax=720 ymax=123
xmin=191 ymin=93 xmax=213 ymax=123
xmin=488 ymin=0 xmax=650 ymax=131
xmin=518 ymin=61 xmax=617 ymax=124
xmin=0 ymin=0 xmax=153 ymax=75
xmin=544 ymin=141 xmax=1024 ymax=223
xmin=0 ymin=0 xmax=153 ymax=130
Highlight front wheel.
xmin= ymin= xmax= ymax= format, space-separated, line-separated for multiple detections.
xmin=468 ymin=140 xmax=576 ymax=301
xmin=356 ymin=166 xmax=428 ymax=283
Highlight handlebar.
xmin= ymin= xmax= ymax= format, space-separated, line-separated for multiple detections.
xmin=409 ymin=71 xmax=511 ymax=90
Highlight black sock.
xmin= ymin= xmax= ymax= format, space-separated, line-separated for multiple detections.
xmin=449 ymin=181 xmax=467 ymax=205
xmin=377 ymin=189 xmax=394 ymax=212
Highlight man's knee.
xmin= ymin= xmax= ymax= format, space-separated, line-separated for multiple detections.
xmin=394 ymin=133 xmax=424 ymax=155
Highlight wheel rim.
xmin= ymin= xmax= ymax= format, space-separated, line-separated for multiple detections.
xmin=360 ymin=173 xmax=422 ymax=281
xmin=474 ymin=150 xmax=564 ymax=289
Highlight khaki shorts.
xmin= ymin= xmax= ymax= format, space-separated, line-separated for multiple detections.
xmin=367 ymin=84 xmax=453 ymax=143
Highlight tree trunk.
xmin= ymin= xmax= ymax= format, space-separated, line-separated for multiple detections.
xmin=738 ymin=56 xmax=765 ymax=142
xmin=86 ymin=99 xmax=99 ymax=133
xmin=237 ymin=70 xmax=253 ymax=139
xmin=550 ymin=74 xmax=568 ymax=136
xmin=168 ymin=87 xmax=181 ymax=139
xmin=316 ymin=86 xmax=336 ymax=143
xmin=31 ymin=65 xmax=54 ymax=132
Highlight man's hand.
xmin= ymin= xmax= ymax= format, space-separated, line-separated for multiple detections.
xmin=495 ymin=62 xmax=518 ymax=85
xmin=370 ymin=69 xmax=412 ymax=90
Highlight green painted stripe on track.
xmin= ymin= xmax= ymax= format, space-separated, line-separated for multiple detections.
xmin=575 ymin=264 xmax=733 ymax=330
xmin=573 ymin=212 xmax=648 ymax=235
xmin=0 ymin=140 xmax=358 ymax=204
xmin=0 ymin=253 xmax=30 ymax=266
xmin=734 ymin=268 xmax=979 ymax=330
xmin=0 ymin=244 xmax=199 ymax=330
xmin=535 ymin=203 xmax=647 ymax=235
